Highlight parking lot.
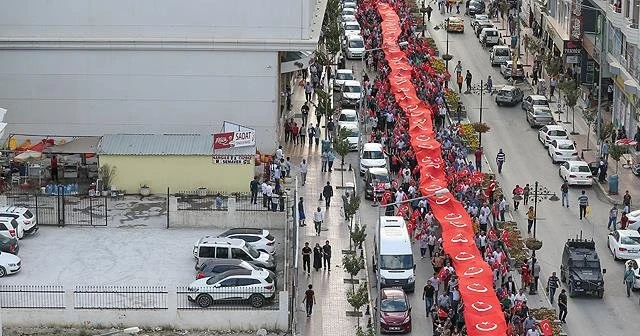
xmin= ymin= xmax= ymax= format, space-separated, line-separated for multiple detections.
xmin=2 ymin=225 xmax=286 ymax=287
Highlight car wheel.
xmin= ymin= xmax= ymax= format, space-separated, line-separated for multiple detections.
xmin=597 ymin=290 xmax=604 ymax=298
xmin=568 ymin=282 xmax=576 ymax=298
xmin=196 ymin=294 xmax=214 ymax=308
xmin=613 ymin=248 xmax=619 ymax=261
xmin=560 ymin=271 xmax=565 ymax=283
xmin=558 ymin=168 xmax=562 ymax=178
xmin=249 ymin=293 xmax=266 ymax=308
xmin=0 ymin=266 xmax=6 ymax=278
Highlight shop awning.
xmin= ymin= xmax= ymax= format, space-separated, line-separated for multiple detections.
xmin=280 ymin=51 xmax=313 ymax=74
xmin=44 ymin=136 xmax=101 ymax=154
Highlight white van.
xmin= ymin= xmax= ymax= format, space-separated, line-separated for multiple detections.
xmin=193 ymin=237 xmax=276 ymax=271
xmin=359 ymin=142 xmax=386 ymax=175
xmin=337 ymin=121 xmax=360 ymax=151
xmin=375 ymin=216 xmax=415 ymax=292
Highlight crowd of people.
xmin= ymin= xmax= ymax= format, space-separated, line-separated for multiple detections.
xmin=356 ymin=0 xmax=549 ymax=335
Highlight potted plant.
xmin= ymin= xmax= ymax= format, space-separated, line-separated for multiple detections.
xmin=98 ymin=164 xmax=117 ymax=196
xmin=139 ymin=184 xmax=151 ymax=197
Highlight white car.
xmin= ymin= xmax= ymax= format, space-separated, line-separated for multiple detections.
xmin=479 ymin=28 xmax=500 ymax=47
xmin=337 ymin=121 xmax=360 ymax=151
xmin=360 ymin=142 xmax=387 ymax=175
xmin=522 ymin=95 xmax=550 ymax=113
xmin=217 ymin=228 xmax=276 ymax=255
xmin=0 ymin=206 xmax=38 ymax=236
xmin=538 ymin=125 xmax=569 ymax=147
xmin=489 ymin=45 xmax=511 ymax=66
xmin=471 ymin=14 xmax=490 ymax=30
xmin=334 ymin=69 xmax=355 ymax=91
xmin=187 ymin=269 xmax=276 ymax=308
xmin=344 ymin=34 xmax=365 ymax=60
xmin=626 ymin=209 xmax=640 ymax=230
xmin=548 ymin=139 xmax=579 ymax=163
xmin=623 ymin=259 xmax=640 ymax=289
xmin=343 ymin=21 xmax=361 ymax=36
xmin=340 ymin=80 xmax=362 ymax=107
xmin=608 ymin=230 xmax=640 ymax=260
xmin=0 ymin=251 xmax=21 ymax=277
xmin=341 ymin=14 xmax=356 ymax=24
xmin=339 ymin=109 xmax=358 ymax=122
xmin=342 ymin=0 xmax=357 ymax=9
xmin=559 ymin=161 xmax=593 ymax=186
xmin=0 ymin=217 xmax=21 ymax=240
xmin=341 ymin=7 xmax=356 ymax=16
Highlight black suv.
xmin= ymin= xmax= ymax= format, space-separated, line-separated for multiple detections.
xmin=560 ymin=238 xmax=606 ymax=298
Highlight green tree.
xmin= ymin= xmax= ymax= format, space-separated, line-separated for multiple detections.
xmin=544 ymin=53 xmax=564 ymax=78
xmin=582 ymin=107 xmax=597 ymax=150
xmin=346 ymin=283 xmax=369 ymax=323
xmin=355 ymin=325 xmax=376 ymax=336
xmin=345 ymin=194 xmax=361 ymax=229
xmin=595 ymin=122 xmax=614 ymax=142
xmin=333 ymin=126 xmax=351 ymax=185
xmin=558 ymin=80 xmax=580 ymax=133
xmin=609 ymin=144 xmax=627 ymax=173
xmin=343 ymin=253 xmax=364 ymax=287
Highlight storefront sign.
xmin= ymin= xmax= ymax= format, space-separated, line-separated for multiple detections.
xmin=570 ymin=0 xmax=583 ymax=41
xmin=563 ymin=40 xmax=582 ymax=57
xmin=212 ymin=155 xmax=253 ymax=164
xmin=213 ymin=130 xmax=256 ymax=150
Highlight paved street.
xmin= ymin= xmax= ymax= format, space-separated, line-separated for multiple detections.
xmin=424 ymin=4 xmax=640 ymax=335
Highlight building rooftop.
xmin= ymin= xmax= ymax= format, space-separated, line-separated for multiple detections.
xmin=98 ymin=134 xmax=253 ymax=156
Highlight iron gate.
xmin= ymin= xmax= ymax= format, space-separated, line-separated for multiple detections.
xmin=5 ymin=193 xmax=108 ymax=226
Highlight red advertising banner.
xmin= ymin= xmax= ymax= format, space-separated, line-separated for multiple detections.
xmin=213 ymin=132 xmax=234 ymax=150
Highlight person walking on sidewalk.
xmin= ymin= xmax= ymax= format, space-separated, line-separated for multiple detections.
xmin=322 ymin=240 xmax=332 ymax=271
xmin=475 ymin=146 xmax=483 ymax=171
xmin=307 ymin=123 xmax=315 ymax=146
xmin=547 ymin=272 xmax=560 ymax=304
xmin=499 ymin=196 xmax=507 ymax=222
xmin=302 ymin=284 xmax=316 ymax=317
xmin=302 ymin=242 xmax=312 ymax=275
xmin=419 ymin=234 xmax=429 ymax=259
xmin=322 ymin=181 xmax=334 ymax=208
xmin=299 ymin=124 xmax=307 ymax=145
xmin=623 ymin=190 xmax=632 ymax=213
xmin=313 ymin=207 xmax=324 ymax=236
xmin=549 ymin=77 xmax=557 ymax=98
xmin=327 ymin=150 xmax=335 ymax=172
xmin=249 ymin=176 xmax=259 ymax=204
xmin=561 ymin=181 xmax=569 ymax=207
xmin=423 ymin=281 xmax=435 ymax=316
xmin=301 ymin=102 xmax=310 ymax=126
xmin=314 ymin=124 xmax=321 ymax=146
xmin=299 ymin=159 xmax=308 ymax=186
xmin=527 ymin=206 xmax=535 ymax=234
xmin=608 ymin=205 xmax=619 ymax=231
xmin=578 ymin=190 xmax=589 ymax=220
xmin=523 ymin=184 xmax=530 ymax=206
xmin=298 ymin=197 xmax=306 ymax=226
xmin=313 ymin=243 xmax=323 ymax=271
xmin=426 ymin=4 xmax=433 ymax=21
xmin=512 ymin=184 xmax=523 ymax=210
xmin=558 ymin=289 xmax=568 ymax=322
xmin=496 ymin=149 xmax=506 ymax=173
xmin=304 ymin=81 xmax=313 ymax=102
xmin=465 ymin=70 xmax=473 ymax=93
xmin=624 ymin=264 xmax=635 ymax=297
xmin=321 ymin=151 xmax=328 ymax=172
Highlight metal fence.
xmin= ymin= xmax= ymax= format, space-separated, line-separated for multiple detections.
xmin=4 ymin=192 xmax=108 ymax=226
xmin=235 ymin=191 xmax=291 ymax=212
xmin=73 ymin=285 xmax=168 ymax=309
xmin=175 ymin=190 xmax=229 ymax=211
xmin=0 ymin=285 xmax=65 ymax=309
xmin=176 ymin=287 xmax=280 ymax=310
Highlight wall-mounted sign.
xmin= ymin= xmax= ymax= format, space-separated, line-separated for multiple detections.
xmin=213 ymin=130 xmax=256 ymax=150
xmin=563 ymin=40 xmax=582 ymax=56
xmin=212 ymin=155 xmax=254 ymax=164
xmin=570 ymin=0 xmax=583 ymax=41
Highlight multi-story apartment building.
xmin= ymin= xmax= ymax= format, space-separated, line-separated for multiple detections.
xmin=0 ymin=0 xmax=327 ymax=153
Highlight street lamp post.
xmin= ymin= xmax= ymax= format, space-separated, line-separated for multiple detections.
xmin=526 ymin=181 xmax=559 ymax=295
xmin=374 ymin=188 xmax=449 ymax=336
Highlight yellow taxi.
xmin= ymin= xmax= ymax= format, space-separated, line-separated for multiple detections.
xmin=446 ymin=17 xmax=464 ymax=33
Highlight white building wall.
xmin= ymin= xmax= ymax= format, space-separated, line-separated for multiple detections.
xmin=0 ymin=0 xmax=309 ymax=40
xmin=0 ymin=49 xmax=280 ymax=151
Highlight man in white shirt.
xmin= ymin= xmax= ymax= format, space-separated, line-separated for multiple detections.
xmin=299 ymin=159 xmax=308 ymax=186
xmin=514 ymin=289 xmax=528 ymax=304
xmin=275 ymin=145 xmax=284 ymax=161
xmin=312 ymin=207 xmax=324 ymax=236
xmin=395 ymin=189 xmax=406 ymax=205
xmin=261 ymin=181 xmax=269 ymax=208
xmin=499 ymin=196 xmax=507 ymax=222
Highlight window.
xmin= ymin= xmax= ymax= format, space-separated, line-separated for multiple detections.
xmin=625 ymin=0 xmax=631 ymax=17
xmin=558 ymin=143 xmax=575 ymax=150
xmin=349 ymin=40 xmax=364 ymax=48
xmin=199 ymin=246 xmax=216 ymax=258
xmin=236 ymin=278 xmax=261 ymax=286
xmin=216 ymin=247 xmax=229 ymax=259
xmin=380 ymin=255 xmax=414 ymax=270
xmin=362 ymin=150 xmax=384 ymax=159
xmin=219 ymin=278 xmax=238 ymax=287
xmin=621 ymin=236 xmax=640 ymax=245
xmin=235 ymin=235 xmax=259 ymax=243
xmin=232 ymin=248 xmax=251 ymax=261
xmin=24 ymin=210 xmax=34 ymax=219
xmin=381 ymin=298 xmax=409 ymax=312
xmin=214 ymin=265 xmax=232 ymax=273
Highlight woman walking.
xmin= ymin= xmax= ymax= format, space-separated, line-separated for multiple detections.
xmin=313 ymin=243 xmax=323 ymax=271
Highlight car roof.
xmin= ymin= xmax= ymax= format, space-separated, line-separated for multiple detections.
xmin=566 ymin=160 xmax=588 ymax=166
xmin=363 ymin=142 xmax=383 ymax=150
xmin=343 ymin=80 xmax=361 ymax=86
xmin=529 ymin=95 xmax=548 ymax=100
xmin=344 ymin=21 xmax=360 ymax=26
xmin=340 ymin=109 xmax=357 ymax=115
xmin=616 ymin=229 xmax=640 ymax=237
xmin=628 ymin=209 xmax=640 ymax=216
xmin=553 ymin=139 xmax=574 ymax=144
xmin=475 ymin=14 xmax=489 ymax=18
xmin=544 ymin=125 xmax=565 ymax=130
xmin=499 ymin=85 xmax=517 ymax=91
xmin=220 ymin=228 xmax=266 ymax=236
xmin=449 ymin=16 xmax=463 ymax=21
xmin=380 ymin=287 xmax=407 ymax=299
xmin=0 ymin=206 xmax=28 ymax=213
xmin=201 ymin=259 xmax=246 ymax=268
xmin=347 ymin=34 xmax=363 ymax=41
xmin=493 ymin=45 xmax=510 ymax=49
xmin=532 ymin=105 xmax=551 ymax=111
xmin=337 ymin=69 xmax=354 ymax=75
xmin=368 ymin=167 xmax=389 ymax=175
xmin=338 ymin=121 xmax=359 ymax=129
xmin=482 ymin=27 xmax=498 ymax=31
xmin=197 ymin=237 xmax=246 ymax=247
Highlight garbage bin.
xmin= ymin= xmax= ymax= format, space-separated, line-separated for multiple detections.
xmin=608 ymin=175 xmax=619 ymax=194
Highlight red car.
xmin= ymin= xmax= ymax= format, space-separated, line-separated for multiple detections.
xmin=379 ymin=287 xmax=412 ymax=333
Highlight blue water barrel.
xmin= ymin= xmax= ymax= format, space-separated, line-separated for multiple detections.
xmin=608 ymin=175 xmax=619 ymax=194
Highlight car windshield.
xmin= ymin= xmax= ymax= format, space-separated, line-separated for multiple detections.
xmin=24 ymin=210 xmax=34 ymax=219
xmin=345 ymin=24 xmax=359 ymax=31
xmin=533 ymin=99 xmax=549 ymax=106
xmin=550 ymin=130 xmax=568 ymax=137
xmin=571 ymin=166 xmax=591 ymax=173
xmin=363 ymin=150 xmax=384 ymax=159
xmin=336 ymin=72 xmax=354 ymax=80
xmin=344 ymin=85 xmax=361 ymax=93
xmin=349 ymin=40 xmax=364 ymax=48
xmin=245 ymin=244 xmax=261 ymax=258
xmin=346 ymin=129 xmax=359 ymax=137
xmin=381 ymin=298 xmax=408 ymax=312
xmin=495 ymin=49 xmax=509 ymax=56
xmin=372 ymin=173 xmax=390 ymax=182
xmin=558 ymin=143 xmax=575 ymax=150
xmin=534 ymin=109 xmax=552 ymax=116
xmin=449 ymin=18 xmax=463 ymax=23
xmin=621 ymin=236 xmax=640 ymax=245
xmin=340 ymin=114 xmax=357 ymax=122
xmin=380 ymin=255 xmax=414 ymax=270
xmin=499 ymin=91 xmax=513 ymax=97
xmin=206 ymin=273 xmax=226 ymax=285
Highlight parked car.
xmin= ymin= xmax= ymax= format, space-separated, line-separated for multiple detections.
xmin=625 ymin=209 xmax=640 ymax=230
xmin=364 ymin=167 xmax=391 ymax=200
xmin=379 ymin=287 xmax=412 ymax=333
xmin=341 ymin=7 xmax=356 ymax=17
xmin=338 ymin=109 xmax=358 ymax=122
xmin=340 ymin=80 xmax=362 ymax=107
xmin=341 ymin=14 xmax=356 ymax=24
xmin=337 ymin=122 xmax=360 ymax=151
xmin=470 ymin=14 xmax=489 ymax=30
xmin=624 ymin=258 xmax=640 ymax=289
xmin=538 ymin=125 xmax=569 ymax=147
xmin=341 ymin=0 xmax=357 ymax=9
xmin=608 ymin=230 xmax=640 ymax=260
xmin=559 ymin=161 xmax=593 ymax=186
xmin=548 ymin=139 xmax=579 ymax=163
xmin=489 ymin=45 xmax=511 ymax=66
xmin=479 ymin=28 xmax=500 ymax=47
xmin=0 ymin=217 xmax=21 ymax=239
xmin=192 ymin=237 xmax=276 ymax=271
xmin=495 ymin=85 xmax=524 ymax=106
xmin=500 ymin=60 xmax=525 ymax=79
xmin=446 ymin=17 xmax=465 ymax=32
xmin=334 ymin=69 xmax=355 ymax=91
xmin=466 ymin=0 xmax=486 ymax=15
xmin=344 ymin=34 xmax=365 ymax=60
xmin=196 ymin=259 xmax=274 ymax=283
xmin=0 ymin=250 xmax=21 ymax=277
xmin=0 ymin=234 xmax=19 ymax=255
xmin=0 ymin=206 xmax=38 ymax=236
xmin=360 ymin=142 xmax=387 ymax=175
xmin=521 ymin=95 xmax=550 ymax=113
xmin=526 ymin=106 xmax=554 ymax=127
xmin=187 ymin=269 xmax=276 ymax=308
xmin=343 ymin=21 xmax=361 ymax=36
xmin=217 ymin=228 xmax=276 ymax=255
xmin=474 ymin=20 xmax=493 ymax=37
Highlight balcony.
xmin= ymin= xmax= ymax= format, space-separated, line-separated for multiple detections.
xmin=625 ymin=20 xmax=639 ymax=45
xmin=607 ymin=4 xmax=626 ymax=28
